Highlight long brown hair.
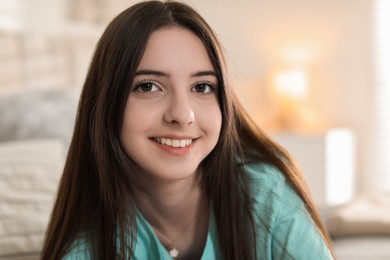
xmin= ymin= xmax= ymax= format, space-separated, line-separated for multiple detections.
xmin=42 ymin=1 xmax=333 ymax=259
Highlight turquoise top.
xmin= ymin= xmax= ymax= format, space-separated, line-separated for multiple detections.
xmin=63 ymin=163 xmax=333 ymax=259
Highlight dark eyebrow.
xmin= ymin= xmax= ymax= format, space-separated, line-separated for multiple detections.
xmin=135 ymin=70 xmax=169 ymax=77
xmin=191 ymin=71 xmax=217 ymax=78
xmin=134 ymin=70 xmax=217 ymax=78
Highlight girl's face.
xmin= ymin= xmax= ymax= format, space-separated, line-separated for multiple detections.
xmin=120 ymin=26 xmax=222 ymax=183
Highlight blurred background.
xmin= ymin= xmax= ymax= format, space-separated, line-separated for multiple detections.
xmin=0 ymin=0 xmax=389 ymax=259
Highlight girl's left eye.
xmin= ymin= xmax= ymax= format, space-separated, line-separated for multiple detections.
xmin=133 ymin=81 xmax=161 ymax=92
xmin=191 ymin=83 xmax=216 ymax=94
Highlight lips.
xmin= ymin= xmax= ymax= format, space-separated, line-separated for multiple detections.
xmin=153 ymin=137 xmax=193 ymax=148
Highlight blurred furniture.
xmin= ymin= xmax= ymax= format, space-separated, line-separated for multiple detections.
xmin=0 ymin=23 xmax=100 ymax=96
xmin=0 ymin=89 xmax=78 ymax=259
xmin=271 ymin=130 xmax=390 ymax=260
xmin=271 ymin=129 xmax=356 ymax=213
xmin=329 ymin=192 xmax=390 ymax=260
xmin=1 ymin=23 xmax=88 ymax=258
xmin=333 ymin=236 xmax=390 ymax=260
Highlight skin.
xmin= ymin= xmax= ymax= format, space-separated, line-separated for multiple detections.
xmin=120 ymin=26 xmax=222 ymax=259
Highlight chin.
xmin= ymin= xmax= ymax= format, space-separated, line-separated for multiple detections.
xmin=145 ymin=166 xmax=201 ymax=183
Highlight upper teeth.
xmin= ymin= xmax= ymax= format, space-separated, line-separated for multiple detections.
xmin=154 ymin=137 xmax=192 ymax=148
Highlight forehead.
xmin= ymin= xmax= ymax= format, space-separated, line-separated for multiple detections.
xmin=136 ymin=26 xmax=214 ymax=72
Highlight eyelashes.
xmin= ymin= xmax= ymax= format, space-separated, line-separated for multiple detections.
xmin=190 ymin=81 xmax=217 ymax=94
xmin=132 ymin=79 xmax=161 ymax=93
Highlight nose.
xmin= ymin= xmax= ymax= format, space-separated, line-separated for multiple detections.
xmin=163 ymin=92 xmax=195 ymax=126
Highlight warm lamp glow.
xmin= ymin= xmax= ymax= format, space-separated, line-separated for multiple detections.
xmin=274 ymin=69 xmax=308 ymax=99
xmin=269 ymin=67 xmax=321 ymax=131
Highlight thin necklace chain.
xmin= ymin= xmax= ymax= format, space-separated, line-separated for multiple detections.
xmin=150 ymin=201 xmax=209 ymax=259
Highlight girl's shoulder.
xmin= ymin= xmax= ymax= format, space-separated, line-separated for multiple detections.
xmin=241 ymin=162 xmax=288 ymax=196
xmin=240 ymin=161 xmax=307 ymax=221
xmin=241 ymin=162 xmax=333 ymax=259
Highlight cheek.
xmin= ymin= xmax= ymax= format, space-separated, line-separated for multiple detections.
xmin=121 ymin=103 xmax=138 ymax=136
xmin=214 ymin=110 xmax=223 ymax=137
xmin=121 ymin=100 xmax=159 ymax=134
xmin=199 ymin=102 xmax=222 ymax=136
xmin=120 ymin=102 xmax=147 ymax=150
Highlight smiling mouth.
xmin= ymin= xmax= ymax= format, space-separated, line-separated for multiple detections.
xmin=152 ymin=137 xmax=193 ymax=148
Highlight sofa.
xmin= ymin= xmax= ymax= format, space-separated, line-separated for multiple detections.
xmin=0 ymin=89 xmax=78 ymax=259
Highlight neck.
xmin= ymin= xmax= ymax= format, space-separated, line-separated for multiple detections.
xmin=135 ymin=174 xmax=210 ymax=259
xmin=136 ymin=173 xmax=205 ymax=229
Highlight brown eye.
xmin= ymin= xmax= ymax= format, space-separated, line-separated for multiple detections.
xmin=191 ymin=83 xmax=215 ymax=94
xmin=133 ymin=81 xmax=161 ymax=92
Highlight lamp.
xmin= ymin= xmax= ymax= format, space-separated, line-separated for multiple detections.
xmin=274 ymin=68 xmax=308 ymax=100
xmin=271 ymin=68 xmax=308 ymax=129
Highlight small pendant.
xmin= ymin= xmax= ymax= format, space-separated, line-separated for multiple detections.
xmin=169 ymin=248 xmax=179 ymax=258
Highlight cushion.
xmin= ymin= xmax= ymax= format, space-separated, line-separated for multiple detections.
xmin=328 ymin=193 xmax=390 ymax=236
xmin=333 ymin=236 xmax=390 ymax=259
xmin=0 ymin=88 xmax=78 ymax=145
xmin=0 ymin=139 xmax=65 ymax=259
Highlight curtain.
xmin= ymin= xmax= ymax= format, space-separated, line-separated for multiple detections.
xmin=372 ymin=0 xmax=390 ymax=193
